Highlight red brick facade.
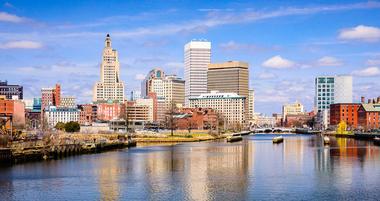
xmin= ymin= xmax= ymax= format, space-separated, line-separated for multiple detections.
xmin=330 ymin=103 xmax=360 ymax=128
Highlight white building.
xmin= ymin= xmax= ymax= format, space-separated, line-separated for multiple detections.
xmin=315 ymin=75 xmax=352 ymax=112
xmin=44 ymin=106 xmax=80 ymax=128
xmin=184 ymin=40 xmax=211 ymax=106
xmin=61 ymin=96 xmax=76 ymax=108
xmin=93 ymin=34 xmax=125 ymax=103
xmin=251 ymin=113 xmax=276 ymax=128
xmin=315 ymin=75 xmax=352 ymax=129
xmin=189 ymin=91 xmax=245 ymax=126
xmin=282 ymin=101 xmax=304 ymax=119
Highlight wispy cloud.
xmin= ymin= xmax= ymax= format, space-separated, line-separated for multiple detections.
xmin=0 ymin=12 xmax=26 ymax=23
xmin=352 ymin=66 xmax=380 ymax=77
xmin=317 ymin=56 xmax=343 ymax=66
xmin=0 ymin=40 xmax=43 ymax=49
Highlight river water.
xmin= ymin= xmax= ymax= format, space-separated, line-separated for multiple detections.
xmin=1 ymin=134 xmax=380 ymax=201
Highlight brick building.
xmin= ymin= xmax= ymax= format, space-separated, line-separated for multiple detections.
xmin=330 ymin=103 xmax=360 ymax=129
xmin=174 ymin=108 xmax=217 ymax=130
xmin=358 ymin=103 xmax=380 ymax=130
xmin=96 ymin=102 xmax=125 ymax=122
xmin=0 ymin=100 xmax=25 ymax=129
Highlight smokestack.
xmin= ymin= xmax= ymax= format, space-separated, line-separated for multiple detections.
xmin=377 ymin=97 xmax=380 ymax=103
xmin=361 ymin=96 xmax=365 ymax=103
xmin=368 ymin=99 xmax=372 ymax=104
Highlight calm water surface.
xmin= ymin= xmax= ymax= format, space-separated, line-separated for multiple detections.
xmin=1 ymin=134 xmax=380 ymax=201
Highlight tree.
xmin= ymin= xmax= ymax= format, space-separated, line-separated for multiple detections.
xmin=55 ymin=122 xmax=66 ymax=131
xmin=64 ymin=121 xmax=80 ymax=133
xmin=165 ymin=102 xmax=178 ymax=136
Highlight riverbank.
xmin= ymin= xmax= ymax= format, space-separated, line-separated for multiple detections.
xmin=133 ymin=132 xmax=225 ymax=143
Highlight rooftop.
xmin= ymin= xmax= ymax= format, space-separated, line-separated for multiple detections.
xmin=361 ymin=103 xmax=380 ymax=112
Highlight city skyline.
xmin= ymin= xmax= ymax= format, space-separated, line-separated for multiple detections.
xmin=1 ymin=0 xmax=380 ymax=114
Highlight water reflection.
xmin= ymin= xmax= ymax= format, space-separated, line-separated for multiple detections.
xmin=0 ymin=135 xmax=380 ymax=200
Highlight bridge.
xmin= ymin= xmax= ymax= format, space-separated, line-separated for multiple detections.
xmin=252 ymin=127 xmax=294 ymax=133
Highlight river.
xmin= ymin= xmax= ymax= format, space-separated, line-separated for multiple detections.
xmin=1 ymin=134 xmax=380 ymax=201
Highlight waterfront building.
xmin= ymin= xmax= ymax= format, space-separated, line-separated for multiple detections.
xmin=248 ymin=89 xmax=255 ymax=121
xmin=314 ymin=75 xmax=352 ymax=129
xmin=0 ymin=80 xmax=23 ymax=100
xmin=41 ymin=84 xmax=61 ymax=110
xmin=284 ymin=113 xmax=314 ymax=128
xmin=60 ymin=96 xmax=76 ymax=108
xmin=78 ymin=104 xmax=96 ymax=126
xmin=330 ymin=103 xmax=360 ymax=129
xmin=126 ymin=101 xmax=150 ymax=129
xmin=0 ymin=99 xmax=25 ymax=129
xmin=282 ymin=101 xmax=305 ymax=120
xmin=315 ymin=75 xmax=352 ymax=112
xmin=251 ymin=113 xmax=276 ymax=128
xmin=358 ymin=103 xmax=380 ymax=130
xmin=96 ymin=102 xmax=125 ymax=122
xmin=207 ymin=61 xmax=249 ymax=98
xmin=44 ymin=106 xmax=79 ymax=128
xmin=135 ymin=98 xmax=154 ymax=122
xmin=174 ymin=108 xmax=217 ymax=130
xmin=93 ymin=34 xmax=125 ymax=103
xmin=189 ymin=91 xmax=245 ymax=126
xmin=184 ymin=40 xmax=211 ymax=106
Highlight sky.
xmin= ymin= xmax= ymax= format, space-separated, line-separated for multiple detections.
xmin=1 ymin=0 xmax=380 ymax=115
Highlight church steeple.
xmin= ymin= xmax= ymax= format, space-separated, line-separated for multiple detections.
xmin=105 ymin=34 xmax=111 ymax=48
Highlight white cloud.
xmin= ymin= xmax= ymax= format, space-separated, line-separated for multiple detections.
xmin=135 ymin=73 xmax=145 ymax=80
xmin=352 ymin=67 xmax=380 ymax=77
xmin=0 ymin=12 xmax=25 ymax=23
xmin=257 ymin=72 xmax=276 ymax=79
xmin=262 ymin=55 xmax=295 ymax=69
xmin=0 ymin=40 xmax=43 ymax=49
xmin=317 ymin=56 xmax=342 ymax=66
xmin=339 ymin=25 xmax=380 ymax=42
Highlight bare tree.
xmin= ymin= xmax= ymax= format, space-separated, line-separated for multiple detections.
xmin=165 ymin=102 xmax=177 ymax=136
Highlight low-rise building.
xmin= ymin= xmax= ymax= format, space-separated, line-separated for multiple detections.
xmin=0 ymin=99 xmax=25 ymax=129
xmin=189 ymin=91 xmax=245 ymax=127
xmin=330 ymin=103 xmax=360 ymax=129
xmin=282 ymin=101 xmax=304 ymax=120
xmin=44 ymin=106 xmax=79 ymax=128
xmin=250 ymin=113 xmax=276 ymax=128
xmin=358 ymin=103 xmax=380 ymax=130
xmin=96 ymin=102 xmax=125 ymax=122
xmin=61 ymin=96 xmax=76 ymax=108
xmin=174 ymin=108 xmax=217 ymax=130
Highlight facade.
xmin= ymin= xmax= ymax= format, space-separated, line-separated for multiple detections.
xmin=315 ymin=75 xmax=352 ymax=113
xmin=282 ymin=101 xmax=305 ymax=119
xmin=0 ymin=100 xmax=25 ymax=129
xmin=96 ymin=102 xmax=125 ymax=122
xmin=135 ymin=98 xmax=154 ymax=122
xmin=207 ymin=61 xmax=249 ymax=98
xmin=248 ymin=89 xmax=255 ymax=120
xmin=174 ymin=108 xmax=217 ymax=130
xmin=93 ymin=34 xmax=125 ymax=103
xmin=330 ymin=103 xmax=360 ymax=129
xmin=184 ymin=40 xmax=211 ymax=106
xmin=44 ymin=106 xmax=79 ymax=128
xmin=141 ymin=68 xmax=165 ymax=98
xmin=60 ymin=96 xmax=76 ymax=108
xmin=284 ymin=113 xmax=313 ymax=128
xmin=126 ymin=101 xmax=150 ymax=128
xmin=251 ymin=113 xmax=276 ymax=128
xmin=358 ymin=103 xmax=380 ymax=130
xmin=189 ymin=91 xmax=245 ymax=126
xmin=78 ymin=104 xmax=95 ymax=126
xmin=0 ymin=80 xmax=23 ymax=100
xmin=41 ymin=84 xmax=61 ymax=110
xmin=163 ymin=75 xmax=185 ymax=108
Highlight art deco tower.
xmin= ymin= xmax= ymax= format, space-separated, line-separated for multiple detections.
xmin=93 ymin=34 xmax=125 ymax=103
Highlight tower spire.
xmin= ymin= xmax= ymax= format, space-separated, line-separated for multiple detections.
xmin=105 ymin=34 xmax=111 ymax=48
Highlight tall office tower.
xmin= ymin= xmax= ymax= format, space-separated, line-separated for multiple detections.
xmin=0 ymin=80 xmax=23 ymax=100
xmin=93 ymin=34 xmax=125 ymax=103
xmin=314 ymin=75 xmax=352 ymax=112
xmin=184 ymin=40 xmax=211 ymax=106
xmin=248 ymin=89 xmax=255 ymax=120
xmin=207 ymin=61 xmax=249 ymax=98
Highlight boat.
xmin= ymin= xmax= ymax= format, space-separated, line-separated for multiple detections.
xmin=273 ymin=136 xmax=283 ymax=143
xmin=374 ymin=137 xmax=380 ymax=146
xmin=226 ymin=135 xmax=243 ymax=142
xmin=323 ymin=136 xmax=330 ymax=145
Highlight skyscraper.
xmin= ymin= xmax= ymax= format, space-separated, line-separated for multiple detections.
xmin=314 ymin=75 xmax=352 ymax=112
xmin=184 ymin=40 xmax=211 ymax=106
xmin=207 ymin=61 xmax=249 ymax=98
xmin=93 ymin=34 xmax=125 ymax=103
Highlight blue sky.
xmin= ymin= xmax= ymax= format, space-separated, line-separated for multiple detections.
xmin=1 ymin=0 xmax=380 ymax=114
